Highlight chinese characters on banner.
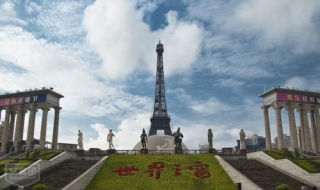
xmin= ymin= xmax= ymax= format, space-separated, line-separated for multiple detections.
xmin=0 ymin=94 xmax=47 ymax=107
xmin=113 ymin=161 xmax=211 ymax=179
xmin=277 ymin=92 xmax=320 ymax=104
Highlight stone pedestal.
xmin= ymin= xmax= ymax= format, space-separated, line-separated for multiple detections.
xmin=175 ymin=147 xmax=183 ymax=154
xmin=106 ymin=149 xmax=116 ymax=155
xmin=208 ymin=148 xmax=216 ymax=154
xmin=75 ymin=149 xmax=84 ymax=156
xmin=140 ymin=148 xmax=148 ymax=154
xmin=240 ymin=149 xmax=247 ymax=155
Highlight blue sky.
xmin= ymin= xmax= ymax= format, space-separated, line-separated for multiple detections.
xmin=0 ymin=0 xmax=320 ymax=150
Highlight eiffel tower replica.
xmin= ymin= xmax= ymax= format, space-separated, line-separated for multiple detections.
xmin=148 ymin=41 xmax=173 ymax=136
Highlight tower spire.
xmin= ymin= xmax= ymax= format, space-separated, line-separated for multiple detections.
xmin=148 ymin=42 xmax=172 ymax=136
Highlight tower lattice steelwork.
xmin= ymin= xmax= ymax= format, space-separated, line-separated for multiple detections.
xmin=148 ymin=41 xmax=172 ymax=136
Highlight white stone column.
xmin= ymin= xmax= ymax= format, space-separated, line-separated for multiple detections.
xmin=309 ymin=109 xmax=318 ymax=152
xmin=298 ymin=108 xmax=305 ymax=149
xmin=287 ymin=103 xmax=298 ymax=149
xmin=314 ymin=106 xmax=320 ymax=150
xmin=26 ymin=104 xmax=37 ymax=150
xmin=0 ymin=108 xmax=11 ymax=153
xmin=8 ymin=111 xmax=16 ymax=141
xmin=19 ymin=110 xmax=27 ymax=141
xmin=40 ymin=107 xmax=50 ymax=148
xmin=263 ymin=106 xmax=272 ymax=150
xmin=274 ymin=102 xmax=284 ymax=150
xmin=302 ymin=105 xmax=312 ymax=151
xmin=52 ymin=107 xmax=61 ymax=150
xmin=13 ymin=106 xmax=24 ymax=152
xmin=297 ymin=126 xmax=302 ymax=148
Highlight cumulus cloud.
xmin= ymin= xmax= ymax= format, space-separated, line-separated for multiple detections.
xmin=168 ymin=88 xmax=231 ymax=116
xmin=84 ymin=114 xmax=151 ymax=149
xmin=190 ymin=97 xmax=232 ymax=115
xmin=0 ymin=1 xmax=27 ymax=26
xmin=0 ymin=1 xmax=16 ymax=17
xmin=82 ymin=117 xmax=250 ymax=150
xmin=83 ymin=0 xmax=202 ymax=80
xmin=283 ymin=77 xmax=307 ymax=89
xmin=233 ymin=0 xmax=320 ymax=53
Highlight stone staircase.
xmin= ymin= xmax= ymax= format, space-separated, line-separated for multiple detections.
xmin=223 ymin=157 xmax=312 ymax=190
xmin=20 ymin=159 xmax=97 ymax=190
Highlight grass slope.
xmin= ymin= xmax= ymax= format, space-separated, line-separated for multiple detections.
xmin=86 ymin=154 xmax=236 ymax=190
xmin=266 ymin=150 xmax=320 ymax=173
xmin=0 ymin=150 xmax=60 ymax=176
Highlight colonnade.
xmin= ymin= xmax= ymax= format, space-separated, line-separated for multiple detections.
xmin=0 ymin=103 xmax=61 ymax=153
xmin=263 ymin=102 xmax=320 ymax=152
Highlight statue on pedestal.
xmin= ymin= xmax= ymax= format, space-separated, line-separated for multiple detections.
xmin=208 ymin=129 xmax=213 ymax=148
xmin=140 ymin=128 xmax=148 ymax=149
xmin=239 ymin=129 xmax=246 ymax=150
xmin=107 ymin=129 xmax=115 ymax=149
xmin=78 ymin=130 xmax=83 ymax=150
xmin=173 ymin=127 xmax=183 ymax=147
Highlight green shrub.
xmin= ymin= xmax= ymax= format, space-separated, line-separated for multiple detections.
xmin=276 ymin=184 xmax=292 ymax=190
xmin=33 ymin=183 xmax=48 ymax=190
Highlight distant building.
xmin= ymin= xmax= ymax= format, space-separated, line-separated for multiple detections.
xmin=274 ymin=134 xmax=290 ymax=149
xmin=236 ymin=134 xmax=266 ymax=151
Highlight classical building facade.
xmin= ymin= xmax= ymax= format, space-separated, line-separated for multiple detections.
xmin=0 ymin=88 xmax=63 ymax=153
xmin=260 ymin=87 xmax=320 ymax=152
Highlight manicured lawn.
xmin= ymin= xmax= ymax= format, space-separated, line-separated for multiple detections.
xmin=86 ymin=154 xmax=236 ymax=190
xmin=265 ymin=151 xmax=320 ymax=173
xmin=29 ymin=149 xmax=60 ymax=160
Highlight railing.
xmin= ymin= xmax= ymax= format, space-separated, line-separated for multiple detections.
xmin=69 ymin=149 xmax=245 ymax=156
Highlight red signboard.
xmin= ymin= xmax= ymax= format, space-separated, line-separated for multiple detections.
xmin=277 ymin=92 xmax=320 ymax=104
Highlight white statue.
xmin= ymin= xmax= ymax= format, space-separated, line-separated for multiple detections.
xmin=239 ymin=129 xmax=246 ymax=150
xmin=78 ymin=130 xmax=83 ymax=149
xmin=107 ymin=129 xmax=115 ymax=149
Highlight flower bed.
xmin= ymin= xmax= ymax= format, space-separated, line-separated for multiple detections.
xmin=86 ymin=154 xmax=236 ymax=190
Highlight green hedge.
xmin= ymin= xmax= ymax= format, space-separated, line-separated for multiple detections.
xmin=86 ymin=154 xmax=236 ymax=190
xmin=276 ymin=184 xmax=292 ymax=190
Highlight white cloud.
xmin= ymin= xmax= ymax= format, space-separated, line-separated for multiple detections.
xmin=283 ymin=77 xmax=307 ymax=89
xmin=216 ymin=78 xmax=245 ymax=88
xmin=168 ymin=88 xmax=231 ymax=116
xmin=191 ymin=97 xmax=232 ymax=115
xmin=234 ymin=0 xmax=320 ymax=53
xmin=83 ymin=0 xmax=202 ymax=80
xmin=81 ymin=116 xmax=250 ymax=150
xmin=0 ymin=1 xmax=27 ymax=26
xmin=84 ymin=114 xmax=151 ymax=150
xmin=0 ymin=1 xmax=16 ymax=17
